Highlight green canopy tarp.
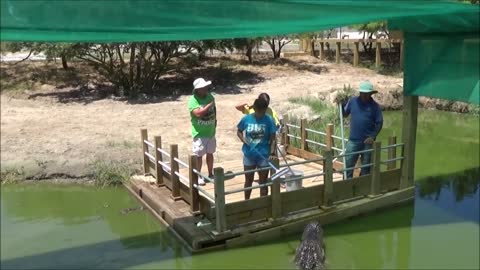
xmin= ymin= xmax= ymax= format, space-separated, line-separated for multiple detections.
xmin=1 ymin=0 xmax=479 ymax=104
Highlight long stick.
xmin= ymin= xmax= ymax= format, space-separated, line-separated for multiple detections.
xmin=338 ymin=103 xmax=347 ymax=180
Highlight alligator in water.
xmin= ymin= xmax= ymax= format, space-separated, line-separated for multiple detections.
xmin=120 ymin=206 xmax=145 ymax=215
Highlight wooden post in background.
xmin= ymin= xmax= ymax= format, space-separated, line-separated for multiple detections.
xmin=370 ymin=141 xmax=381 ymax=196
xmin=335 ymin=42 xmax=341 ymax=64
xmin=353 ymin=42 xmax=359 ymax=67
xmin=154 ymin=136 xmax=164 ymax=186
xmin=319 ymin=42 xmax=325 ymax=60
xmin=400 ymin=41 xmax=404 ymax=69
xmin=188 ymin=155 xmax=200 ymax=213
xmin=270 ymin=158 xmax=282 ymax=219
xmin=283 ymin=114 xmax=290 ymax=146
xmin=375 ymin=42 xmax=382 ymax=68
xmin=387 ymin=136 xmax=397 ymax=170
xmin=322 ymin=150 xmax=334 ymax=207
xmin=400 ymin=95 xmax=419 ymax=189
xmin=326 ymin=124 xmax=333 ymax=150
xmin=170 ymin=144 xmax=181 ymax=200
xmin=300 ymin=118 xmax=307 ymax=151
xmin=141 ymin=129 xmax=149 ymax=175
xmin=214 ymin=167 xmax=227 ymax=233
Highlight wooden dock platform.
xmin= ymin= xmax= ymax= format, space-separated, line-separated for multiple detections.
xmin=127 ymin=121 xmax=415 ymax=252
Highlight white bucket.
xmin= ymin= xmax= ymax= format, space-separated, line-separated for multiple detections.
xmin=283 ymin=169 xmax=304 ymax=191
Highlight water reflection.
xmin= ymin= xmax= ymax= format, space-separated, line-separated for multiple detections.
xmin=1 ymin=167 xmax=479 ymax=269
xmin=415 ymin=167 xmax=480 ymax=224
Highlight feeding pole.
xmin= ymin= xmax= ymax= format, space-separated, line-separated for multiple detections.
xmin=338 ymin=103 xmax=347 ymax=180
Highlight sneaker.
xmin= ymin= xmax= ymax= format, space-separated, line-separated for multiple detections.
xmin=198 ymin=177 xmax=206 ymax=186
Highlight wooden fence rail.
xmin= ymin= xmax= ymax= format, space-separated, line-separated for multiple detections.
xmin=139 ymin=126 xmax=404 ymax=231
xmin=310 ymin=38 xmax=404 ymax=69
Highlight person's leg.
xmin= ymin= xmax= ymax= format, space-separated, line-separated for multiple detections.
xmin=257 ymin=158 xmax=270 ymax=197
xmin=206 ymin=137 xmax=217 ymax=177
xmin=360 ymin=143 xmax=373 ymax=176
xmin=206 ymin=154 xmax=213 ymax=176
xmin=192 ymin=138 xmax=206 ymax=185
xmin=344 ymin=141 xmax=360 ymax=179
xmin=243 ymin=155 xmax=256 ymax=200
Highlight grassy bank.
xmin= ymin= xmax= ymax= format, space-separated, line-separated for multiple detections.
xmin=1 ymin=158 xmax=135 ymax=187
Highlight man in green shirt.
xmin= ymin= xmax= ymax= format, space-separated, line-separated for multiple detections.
xmin=188 ymin=78 xmax=217 ymax=185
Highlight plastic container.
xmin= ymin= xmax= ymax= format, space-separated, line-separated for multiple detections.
xmin=283 ymin=169 xmax=304 ymax=191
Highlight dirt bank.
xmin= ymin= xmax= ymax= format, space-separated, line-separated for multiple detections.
xmin=0 ymin=56 xmax=473 ymax=181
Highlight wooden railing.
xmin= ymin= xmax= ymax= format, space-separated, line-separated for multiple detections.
xmin=140 ymin=125 xmax=404 ymax=234
xmin=311 ymin=38 xmax=404 ymax=69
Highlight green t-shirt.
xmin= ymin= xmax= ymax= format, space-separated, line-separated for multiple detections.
xmin=188 ymin=93 xmax=216 ymax=138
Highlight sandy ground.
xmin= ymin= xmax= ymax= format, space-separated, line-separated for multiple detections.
xmin=0 ymin=56 xmax=403 ymax=178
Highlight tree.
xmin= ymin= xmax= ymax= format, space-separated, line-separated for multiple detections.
xmin=352 ymin=21 xmax=388 ymax=52
xmin=1 ymin=42 xmax=78 ymax=69
xmin=232 ymin=38 xmax=261 ymax=63
xmin=265 ymin=36 xmax=293 ymax=59
xmin=74 ymin=42 xmax=197 ymax=97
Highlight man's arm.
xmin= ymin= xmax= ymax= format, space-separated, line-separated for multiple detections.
xmin=364 ymin=107 xmax=383 ymax=144
xmin=342 ymin=99 xmax=351 ymax=118
xmin=192 ymin=100 xmax=214 ymax=118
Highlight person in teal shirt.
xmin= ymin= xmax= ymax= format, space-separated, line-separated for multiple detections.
xmin=188 ymin=78 xmax=217 ymax=185
xmin=237 ymin=98 xmax=277 ymax=200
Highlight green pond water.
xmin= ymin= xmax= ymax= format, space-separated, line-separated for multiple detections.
xmin=1 ymin=110 xmax=479 ymax=269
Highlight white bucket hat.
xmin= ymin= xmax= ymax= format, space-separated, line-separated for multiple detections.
xmin=193 ymin=78 xmax=212 ymax=90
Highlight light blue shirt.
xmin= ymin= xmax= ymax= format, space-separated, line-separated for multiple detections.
xmin=237 ymin=114 xmax=277 ymax=158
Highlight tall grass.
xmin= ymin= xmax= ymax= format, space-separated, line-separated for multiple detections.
xmin=0 ymin=167 xmax=25 ymax=185
xmin=285 ymin=85 xmax=355 ymax=155
xmin=91 ymin=159 xmax=133 ymax=188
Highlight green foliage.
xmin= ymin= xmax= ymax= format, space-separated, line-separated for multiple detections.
xmin=264 ymin=35 xmax=294 ymax=59
xmin=91 ymin=159 xmax=133 ymax=188
xmin=1 ymin=42 xmax=78 ymax=69
xmin=232 ymin=38 xmax=262 ymax=63
xmin=1 ymin=167 xmax=26 ymax=184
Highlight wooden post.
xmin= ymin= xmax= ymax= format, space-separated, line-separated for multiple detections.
xmin=299 ymin=38 xmax=304 ymax=51
xmin=270 ymin=158 xmax=282 ymax=219
xmin=387 ymin=136 xmax=397 ymax=170
xmin=319 ymin=42 xmax=325 ymax=60
xmin=370 ymin=141 xmax=381 ymax=196
xmin=399 ymin=41 xmax=404 ymax=70
xmin=400 ymin=95 xmax=419 ymax=189
xmin=214 ymin=167 xmax=227 ymax=232
xmin=283 ymin=114 xmax=290 ymax=146
xmin=170 ymin=144 xmax=181 ymax=200
xmin=353 ymin=42 xmax=359 ymax=67
xmin=154 ymin=136 xmax=164 ymax=186
xmin=375 ymin=42 xmax=381 ymax=69
xmin=326 ymin=124 xmax=333 ymax=150
xmin=322 ymin=150 xmax=334 ymax=207
xmin=141 ymin=129 xmax=149 ymax=175
xmin=188 ymin=155 xmax=200 ymax=213
xmin=335 ymin=42 xmax=341 ymax=64
xmin=300 ymin=118 xmax=307 ymax=151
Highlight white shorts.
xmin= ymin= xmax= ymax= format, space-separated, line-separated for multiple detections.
xmin=192 ymin=137 xmax=217 ymax=157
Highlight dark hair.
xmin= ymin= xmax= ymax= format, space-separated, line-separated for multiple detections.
xmin=253 ymin=98 xmax=268 ymax=111
xmin=258 ymin=93 xmax=270 ymax=105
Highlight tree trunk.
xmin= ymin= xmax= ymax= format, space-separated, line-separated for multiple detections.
xmin=310 ymin=40 xmax=316 ymax=57
xmin=61 ymin=55 xmax=69 ymax=69
xmin=246 ymin=47 xmax=253 ymax=63
xmin=129 ymin=43 xmax=136 ymax=89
